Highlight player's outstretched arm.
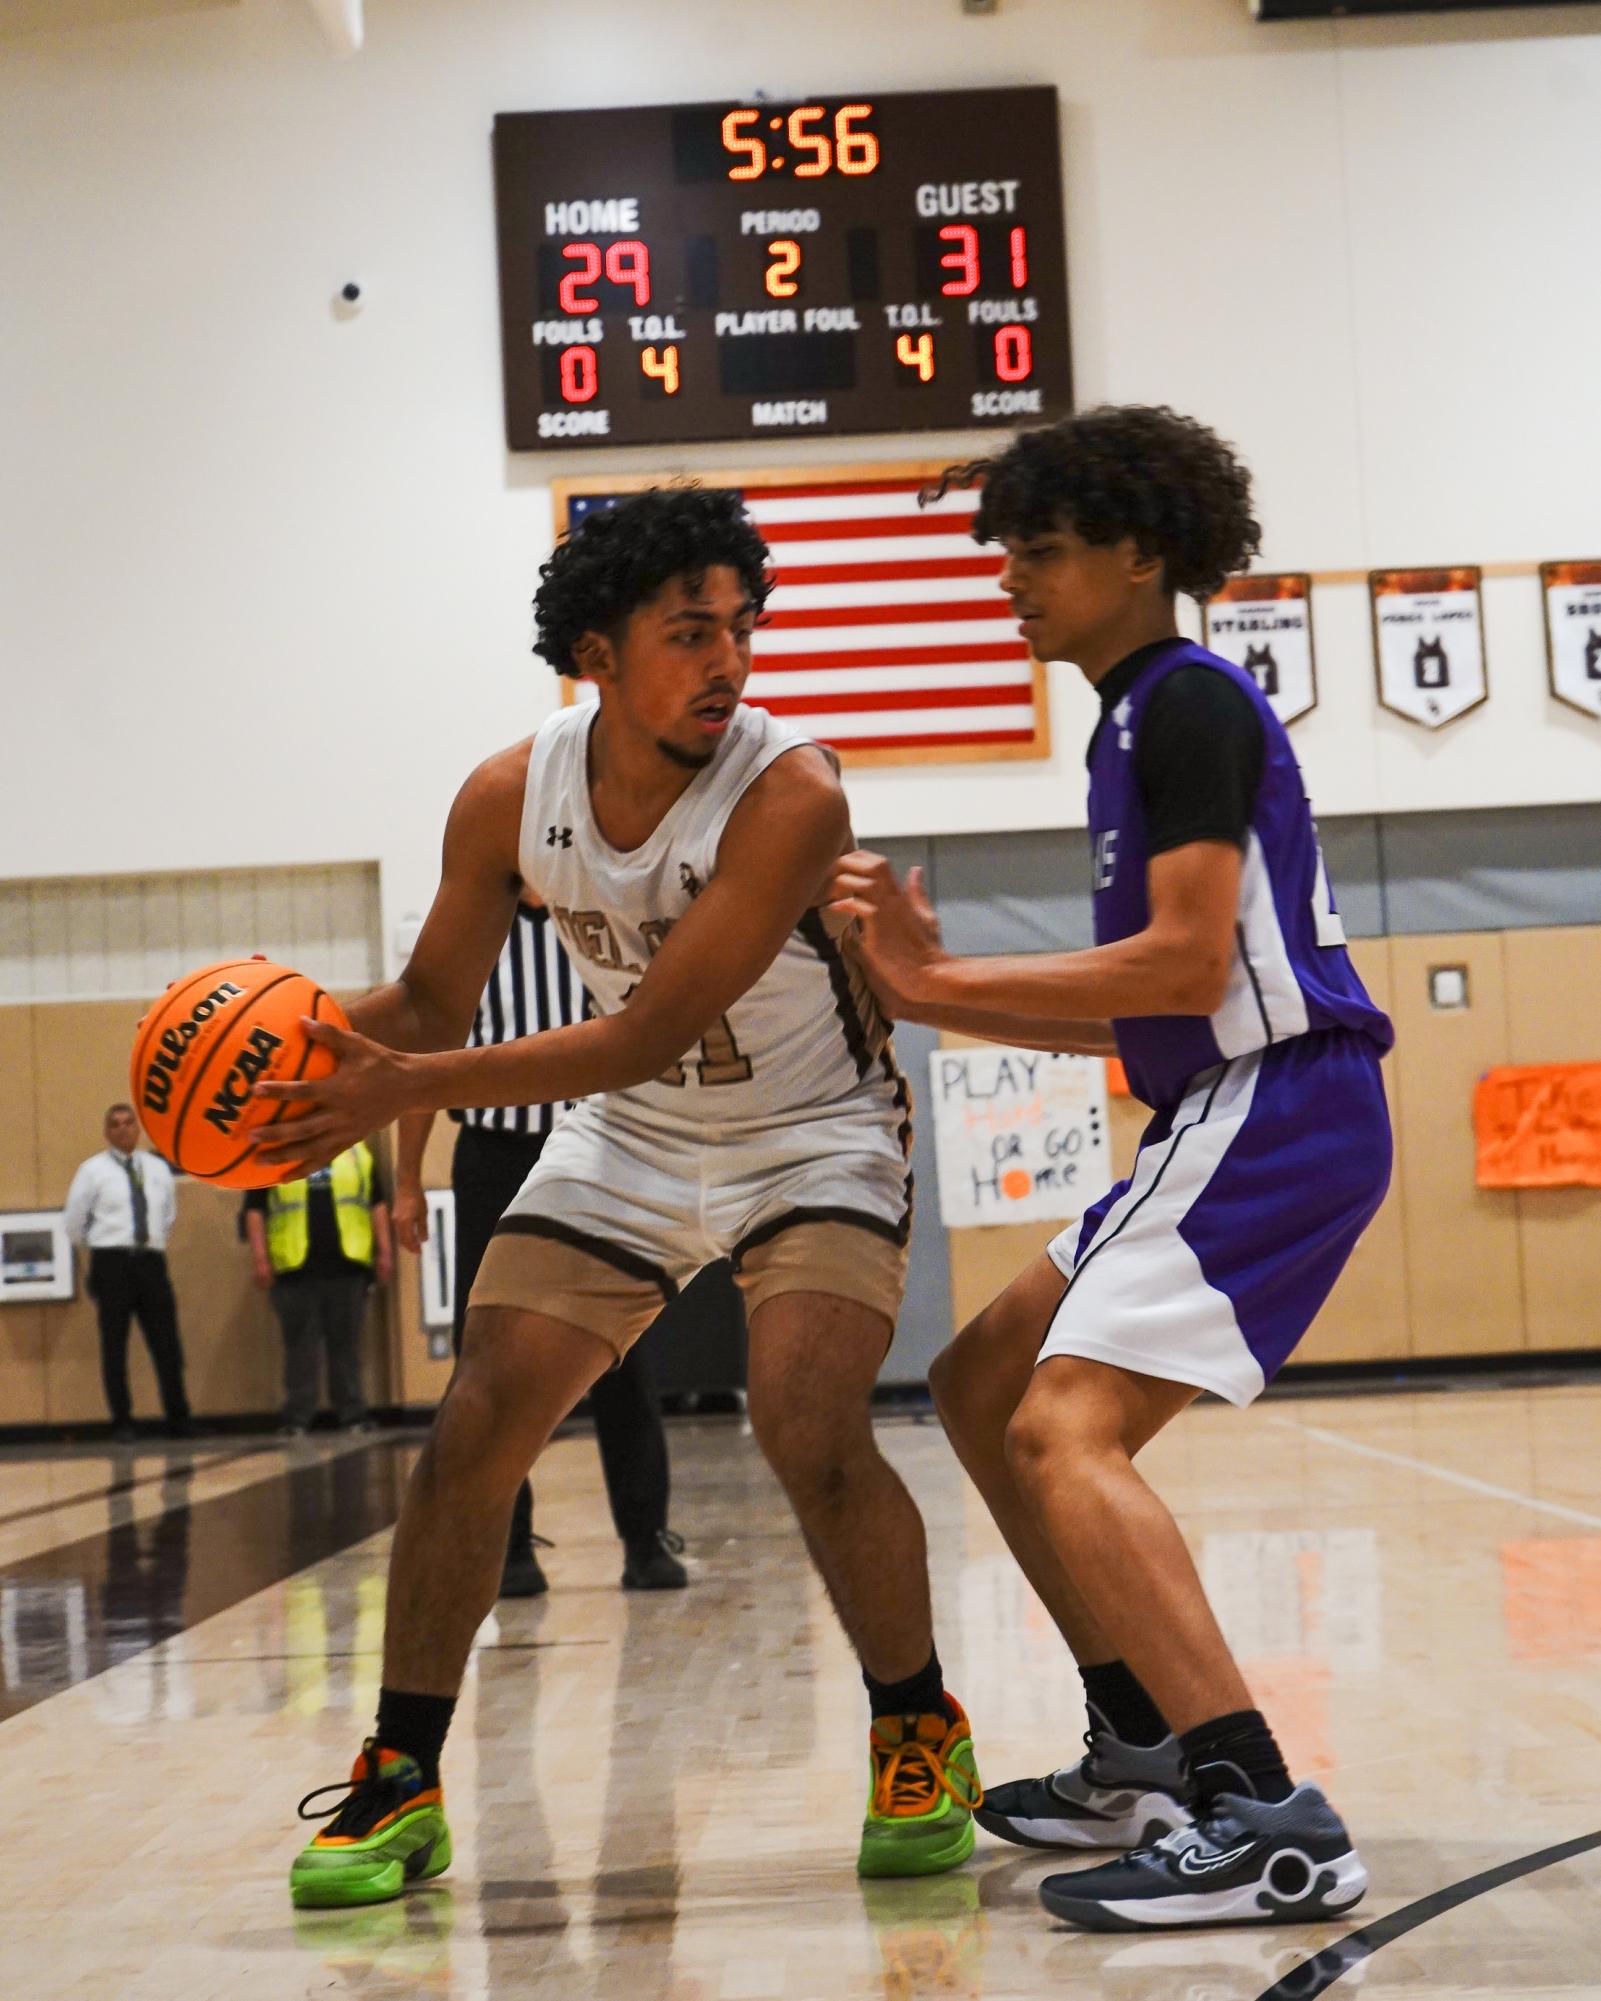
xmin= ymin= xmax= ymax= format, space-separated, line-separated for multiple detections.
xmin=834 ymin=865 xmax=1115 ymax=1054
xmin=908 ymin=1003 xmax=1120 ymax=1057
xmin=252 ymin=748 xmax=847 ymax=1165
xmin=829 ymin=842 xmax=1240 ymax=1029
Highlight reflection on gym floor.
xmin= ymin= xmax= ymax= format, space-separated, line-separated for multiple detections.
xmin=3 ymin=1390 xmax=1600 ymax=1998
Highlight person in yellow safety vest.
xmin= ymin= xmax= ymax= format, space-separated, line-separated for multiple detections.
xmin=242 ymin=1142 xmax=393 ymax=1437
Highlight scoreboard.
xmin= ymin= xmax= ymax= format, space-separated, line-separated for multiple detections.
xmin=491 ymin=87 xmax=1071 ymax=452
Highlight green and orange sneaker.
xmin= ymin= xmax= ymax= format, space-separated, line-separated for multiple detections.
xmin=857 ymin=1697 xmax=983 ymax=1879
xmin=290 ymin=1739 xmax=452 ymax=1909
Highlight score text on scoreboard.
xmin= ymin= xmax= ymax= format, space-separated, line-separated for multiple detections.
xmin=491 ymin=88 xmax=1071 ymax=451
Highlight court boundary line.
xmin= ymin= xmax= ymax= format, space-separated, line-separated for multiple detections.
xmin=1254 ymin=1826 xmax=1601 ymax=2000
xmin=0 ymin=1445 xmax=269 ymax=1532
xmin=1268 ymin=1415 xmax=1601 ymax=1531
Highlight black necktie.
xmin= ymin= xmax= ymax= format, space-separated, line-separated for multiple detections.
xmin=121 ymin=1154 xmax=149 ymax=1248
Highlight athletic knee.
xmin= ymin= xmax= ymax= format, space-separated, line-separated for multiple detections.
xmin=1004 ymin=1377 xmax=1093 ymax=1488
xmin=1005 ymin=1379 xmax=1130 ymax=1511
xmin=751 ymin=1403 xmax=861 ymax=1515
xmin=1002 ymin=1398 xmax=1055 ymax=1491
xmin=427 ymin=1361 xmax=537 ymax=1493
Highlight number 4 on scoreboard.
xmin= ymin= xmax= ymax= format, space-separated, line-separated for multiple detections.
xmin=895 ymin=333 xmax=935 ymax=382
xmin=640 ymin=344 xmax=681 ymax=396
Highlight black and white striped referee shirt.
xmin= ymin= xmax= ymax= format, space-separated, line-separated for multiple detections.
xmin=452 ymin=902 xmax=588 ymax=1138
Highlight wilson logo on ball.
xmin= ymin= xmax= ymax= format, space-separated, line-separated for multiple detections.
xmin=202 ymin=1026 xmax=286 ymax=1136
xmin=130 ymin=957 xmax=348 ymax=1190
xmin=139 ymin=980 xmax=247 ymax=1116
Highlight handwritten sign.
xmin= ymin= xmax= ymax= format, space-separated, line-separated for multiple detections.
xmin=928 ymin=1047 xmax=1111 ymax=1229
xmin=1474 ymin=1064 xmax=1601 ymax=1189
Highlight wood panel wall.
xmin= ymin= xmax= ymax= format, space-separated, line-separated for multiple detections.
xmin=944 ymin=927 xmax=1601 ymax=1372
xmin=1293 ymin=936 xmax=1411 ymax=1364
xmin=0 ymin=999 xmax=395 ymax=1427
xmin=3 ymin=926 xmax=1599 ymax=1426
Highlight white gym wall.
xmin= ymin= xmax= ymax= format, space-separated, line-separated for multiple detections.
xmin=3 ymin=0 xmax=1598 ymax=972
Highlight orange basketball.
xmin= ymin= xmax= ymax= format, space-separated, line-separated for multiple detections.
xmin=129 ymin=957 xmax=349 ymax=1189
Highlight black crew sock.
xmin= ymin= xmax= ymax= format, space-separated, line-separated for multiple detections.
xmin=1080 ymin=1660 xmax=1170 ymax=1748
xmin=1179 ymin=1708 xmax=1294 ymax=1806
xmin=864 ymin=1649 xmax=958 ymax=1726
xmin=374 ymin=1687 xmax=457 ymax=1788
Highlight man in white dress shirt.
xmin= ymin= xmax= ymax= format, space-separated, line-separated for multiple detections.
xmin=63 ymin=1103 xmax=192 ymax=1442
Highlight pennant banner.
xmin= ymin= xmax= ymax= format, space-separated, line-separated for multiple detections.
xmin=1541 ymin=560 xmax=1601 ymax=721
xmin=1370 ymin=566 xmax=1487 ymax=729
xmin=1204 ymin=573 xmax=1317 ymax=724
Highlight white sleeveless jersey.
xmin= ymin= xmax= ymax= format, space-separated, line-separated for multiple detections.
xmin=518 ymin=701 xmax=892 ymax=1133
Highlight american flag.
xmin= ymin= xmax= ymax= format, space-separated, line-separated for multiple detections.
xmin=563 ymin=475 xmax=1042 ymax=759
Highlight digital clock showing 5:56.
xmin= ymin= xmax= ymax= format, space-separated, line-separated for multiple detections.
xmin=717 ymin=104 xmax=881 ymax=180
xmin=492 ymin=86 xmax=1072 ymax=451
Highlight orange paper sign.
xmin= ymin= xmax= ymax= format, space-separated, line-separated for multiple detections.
xmin=1473 ymin=1064 xmax=1601 ymax=1189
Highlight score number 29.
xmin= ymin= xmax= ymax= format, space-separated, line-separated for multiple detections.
xmin=551 ymin=236 xmax=678 ymax=404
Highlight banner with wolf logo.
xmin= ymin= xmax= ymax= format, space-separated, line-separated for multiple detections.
xmin=1203 ymin=574 xmax=1317 ymax=724
xmin=1541 ymin=560 xmax=1601 ymax=721
xmin=1369 ymin=567 xmax=1487 ymax=729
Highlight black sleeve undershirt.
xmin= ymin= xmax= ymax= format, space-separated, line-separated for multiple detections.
xmin=1132 ymin=666 xmax=1265 ymax=857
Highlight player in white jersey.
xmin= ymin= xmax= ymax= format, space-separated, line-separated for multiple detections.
xmin=259 ymin=487 xmax=982 ymax=1908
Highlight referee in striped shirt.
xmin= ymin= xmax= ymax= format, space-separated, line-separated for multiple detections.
xmin=394 ymin=900 xmax=684 ymax=1596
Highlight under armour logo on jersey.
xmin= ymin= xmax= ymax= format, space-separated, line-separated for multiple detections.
xmin=1113 ymin=696 xmax=1134 ymax=751
xmin=546 ymin=826 xmax=573 ymax=849
xmin=679 ymin=863 xmax=703 ymax=899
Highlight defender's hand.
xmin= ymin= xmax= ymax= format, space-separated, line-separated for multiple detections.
xmin=826 ymin=853 xmax=946 ymax=1016
xmin=251 ymin=1017 xmax=413 ymax=1171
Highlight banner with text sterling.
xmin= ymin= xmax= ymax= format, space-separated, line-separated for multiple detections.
xmin=1204 ymin=573 xmax=1317 ymax=724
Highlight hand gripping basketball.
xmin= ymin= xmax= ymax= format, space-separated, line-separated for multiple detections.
xmin=251 ymin=1015 xmax=412 ymax=1172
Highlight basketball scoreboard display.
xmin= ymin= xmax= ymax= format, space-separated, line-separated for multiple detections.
xmin=491 ymin=87 xmax=1071 ymax=451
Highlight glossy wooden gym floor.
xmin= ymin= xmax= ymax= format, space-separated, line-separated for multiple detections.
xmin=3 ymin=1383 xmax=1599 ymax=2000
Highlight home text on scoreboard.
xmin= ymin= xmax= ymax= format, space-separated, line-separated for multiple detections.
xmin=491 ymin=87 xmax=1072 ymax=451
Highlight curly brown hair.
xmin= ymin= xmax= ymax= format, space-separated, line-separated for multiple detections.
xmin=929 ymin=405 xmax=1262 ymax=602
xmin=534 ymin=485 xmax=772 ymax=678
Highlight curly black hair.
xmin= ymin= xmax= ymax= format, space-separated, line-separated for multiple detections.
xmin=929 ymin=405 xmax=1262 ymax=602
xmin=533 ymin=485 xmax=773 ymax=678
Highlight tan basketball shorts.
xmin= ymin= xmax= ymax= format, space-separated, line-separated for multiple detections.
xmin=468 ymin=1092 xmax=912 ymax=1359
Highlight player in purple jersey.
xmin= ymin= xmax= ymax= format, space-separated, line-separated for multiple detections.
xmin=830 ymin=407 xmax=1394 ymax=1932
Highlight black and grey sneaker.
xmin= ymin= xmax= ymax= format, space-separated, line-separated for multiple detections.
xmin=622 ymin=1529 xmax=688 ymax=1591
xmin=975 ymin=1725 xmax=1187 ymax=1851
xmin=1039 ymin=1784 xmax=1368 ymax=1931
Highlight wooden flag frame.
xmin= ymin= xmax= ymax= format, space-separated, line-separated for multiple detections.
xmin=549 ymin=462 xmax=1050 ymax=768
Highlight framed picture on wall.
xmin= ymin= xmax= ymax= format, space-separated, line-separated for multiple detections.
xmin=1203 ymin=573 xmax=1317 ymax=724
xmin=1540 ymin=560 xmax=1601 ymax=721
xmin=551 ymin=463 xmax=1050 ymax=767
xmin=1369 ymin=566 xmax=1487 ymax=729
